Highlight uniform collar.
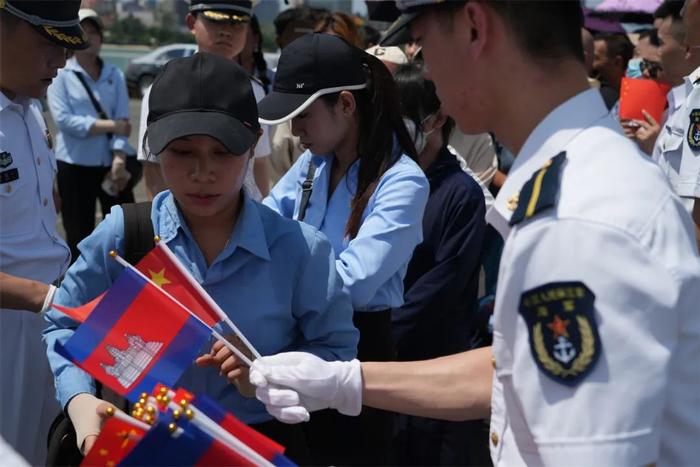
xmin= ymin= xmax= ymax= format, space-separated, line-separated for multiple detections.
xmin=0 ymin=90 xmax=31 ymax=114
xmin=65 ymin=56 xmax=108 ymax=81
xmin=156 ymin=190 xmax=271 ymax=262
xmin=684 ymin=65 xmax=700 ymax=95
xmin=668 ymin=83 xmax=686 ymax=112
xmin=486 ymin=88 xmax=608 ymax=238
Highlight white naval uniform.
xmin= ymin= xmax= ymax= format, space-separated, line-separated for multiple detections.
xmin=0 ymin=92 xmax=70 ymax=465
xmin=485 ymin=88 xmax=700 ymax=466
xmin=136 ymin=77 xmax=272 ymax=201
xmin=656 ymin=66 xmax=700 ymax=214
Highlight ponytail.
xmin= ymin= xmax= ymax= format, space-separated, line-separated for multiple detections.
xmin=249 ymin=16 xmax=271 ymax=93
xmin=321 ymin=53 xmax=417 ymax=239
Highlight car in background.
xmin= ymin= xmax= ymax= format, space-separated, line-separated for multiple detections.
xmin=126 ymin=43 xmax=197 ymax=97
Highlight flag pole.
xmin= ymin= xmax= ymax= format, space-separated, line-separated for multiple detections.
xmin=163 ymin=391 xmax=274 ymax=467
xmin=109 ymin=251 xmax=254 ymax=368
xmin=154 ymin=239 xmax=263 ymax=360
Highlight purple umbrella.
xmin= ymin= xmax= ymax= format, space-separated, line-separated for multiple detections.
xmin=594 ymin=0 xmax=662 ymax=13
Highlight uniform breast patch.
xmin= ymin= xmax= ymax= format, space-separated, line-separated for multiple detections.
xmin=519 ymin=281 xmax=601 ymax=386
xmin=0 ymin=151 xmax=12 ymax=168
xmin=688 ymin=109 xmax=700 ymax=151
xmin=0 ymin=168 xmax=18 ymax=184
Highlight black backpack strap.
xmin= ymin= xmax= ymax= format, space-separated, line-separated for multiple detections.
xmin=122 ymin=202 xmax=155 ymax=265
xmin=297 ymin=159 xmax=316 ymax=222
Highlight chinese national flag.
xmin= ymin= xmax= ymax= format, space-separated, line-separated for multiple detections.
xmin=80 ymin=416 xmax=145 ymax=467
xmin=134 ymin=243 xmax=220 ymax=327
xmin=53 ymin=243 xmax=220 ymax=327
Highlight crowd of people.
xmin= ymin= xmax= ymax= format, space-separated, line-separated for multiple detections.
xmin=1 ymin=0 xmax=699 ymax=465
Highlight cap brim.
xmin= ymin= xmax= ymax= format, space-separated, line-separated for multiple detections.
xmin=257 ymin=91 xmax=314 ymax=125
xmin=258 ymin=83 xmax=368 ymax=125
xmin=34 ymin=23 xmax=89 ymax=50
xmin=147 ymin=111 xmax=256 ymax=156
xmin=379 ymin=12 xmax=419 ymax=47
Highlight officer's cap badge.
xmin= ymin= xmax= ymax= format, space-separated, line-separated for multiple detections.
xmin=0 ymin=151 xmax=13 ymax=169
xmin=688 ymin=109 xmax=700 ymax=151
xmin=519 ymin=281 xmax=601 ymax=386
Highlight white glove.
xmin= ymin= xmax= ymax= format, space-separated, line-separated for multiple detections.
xmin=249 ymin=352 xmax=362 ymax=424
xmin=66 ymin=393 xmax=102 ymax=454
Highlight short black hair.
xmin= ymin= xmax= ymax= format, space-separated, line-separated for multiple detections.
xmin=437 ymin=1 xmax=584 ymax=63
xmin=273 ymin=6 xmax=325 ymax=38
xmin=654 ymin=0 xmax=684 ymax=19
xmin=362 ymin=24 xmax=381 ymax=49
xmin=594 ymin=32 xmax=634 ymax=64
xmin=637 ymin=28 xmax=660 ymax=46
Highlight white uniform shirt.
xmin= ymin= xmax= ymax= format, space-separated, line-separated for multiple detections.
xmin=485 ymin=88 xmax=700 ymax=466
xmin=136 ymin=78 xmax=271 ymax=200
xmin=0 ymin=92 xmax=69 ymax=282
xmin=651 ymin=83 xmax=687 ymax=162
xmin=656 ymin=66 xmax=700 ymax=214
xmin=0 ymin=91 xmax=69 ymax=465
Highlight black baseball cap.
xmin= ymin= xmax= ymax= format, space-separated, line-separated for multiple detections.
xmin=146 ymin=52 xmax=260 ymax=156
xmin=380 ymin=0 xmax=454 ymax=47
xmin=189 ymin=0 xmax=252 ymax=23
xmin=2 ymin=0 xmax=88 ymax=50
xmin=257 ymin=33 xmax=368 ymax=125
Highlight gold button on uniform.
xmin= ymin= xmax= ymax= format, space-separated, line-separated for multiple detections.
xmin=43 ymin=197 xmax=48 ymax=207
xmin=491 ymin=431 xmax=499 ymax=446
xmin=491 ymin=357 xmax=497 ymax=369
xmin=507 ymin=193 xmax=519 ymax=211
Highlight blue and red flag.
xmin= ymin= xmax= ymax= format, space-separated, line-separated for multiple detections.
xmin=55 ymin=267 xmax=211 ymax=402
xmin=193 ymin=395 xmax=295 ymax=465
xmin=119 ymin=413 xmax=258 ymax=467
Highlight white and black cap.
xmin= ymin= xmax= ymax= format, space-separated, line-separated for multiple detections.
xmin=257 ymin=33 xmax=368 ymax=125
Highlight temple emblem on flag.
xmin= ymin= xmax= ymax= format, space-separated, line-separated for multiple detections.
xmin=101 ymin=334 xmax=164 ymax=389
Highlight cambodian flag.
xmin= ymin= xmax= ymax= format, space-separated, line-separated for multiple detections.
xmin=119 ymin=413 xmax=273 ymax=467
xmin=55 ymin=267 xmax=211 ymax=403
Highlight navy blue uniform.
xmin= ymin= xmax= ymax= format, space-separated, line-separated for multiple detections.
xmin=391 ymin=147 xmax=489 ymax=466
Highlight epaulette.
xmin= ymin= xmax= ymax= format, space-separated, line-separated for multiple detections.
xmin=509 ymin=151 xmax=566 ymax=226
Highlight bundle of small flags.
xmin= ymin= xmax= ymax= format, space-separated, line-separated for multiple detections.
xmin=49 ymin=242 xmax=289 ymax=465
xmin=82 ymin=385 xmax=295 ymax=467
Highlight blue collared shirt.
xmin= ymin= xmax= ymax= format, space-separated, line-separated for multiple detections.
xmin=46 ymin=57 xmax=135 ymax=167
xmin=44 ymin=191 xmax=358 ymax=423
xmin=264 ymin=150 xmax=429 ymax=311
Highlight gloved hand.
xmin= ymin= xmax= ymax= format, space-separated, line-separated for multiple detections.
xmin=66 ymin=393 xmax=114 ymax=455
xmin=109 ymin=152 xmax=130 ymax=192
xmin=249 ymin=352 xmax=362 ymax=424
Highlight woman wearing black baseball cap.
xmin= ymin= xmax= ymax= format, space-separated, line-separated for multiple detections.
xmin=44 ymin=52 xmax=359 ymax=462
xmin=261 ymin=33 xmax=429 ymax=465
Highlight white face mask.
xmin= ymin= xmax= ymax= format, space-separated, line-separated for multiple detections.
xmin=403 ymin=115 xmax=436 ymax=155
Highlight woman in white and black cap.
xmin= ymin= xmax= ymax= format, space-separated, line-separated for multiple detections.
xmin=44 ymin=52 xmax=358 ymax=463
xmin=261 ymin=32 xmax=429 ymax=466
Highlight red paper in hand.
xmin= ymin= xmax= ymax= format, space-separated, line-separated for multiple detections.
xmin=619 ymin=77 xmax=671 ymax=123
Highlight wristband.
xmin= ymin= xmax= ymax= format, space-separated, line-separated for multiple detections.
xmin=40 ymin=284 xmax=57 ymax=314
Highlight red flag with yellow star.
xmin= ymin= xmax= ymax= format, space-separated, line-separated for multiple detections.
xmin=80 ymin=416 xmax=146 ymax=467
xmin=135 ymin=243 xmax=221 ymax=327
xmin=53 ymin=243 xmax=221 ymax=327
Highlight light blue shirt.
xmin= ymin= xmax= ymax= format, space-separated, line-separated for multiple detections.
xmin=44 ymin=191 xmax=358 ymax=423
xmin=46 ymin=57 xmax=134 ymax=167
xmin=264 ymin=150 xmax=429 ymax=311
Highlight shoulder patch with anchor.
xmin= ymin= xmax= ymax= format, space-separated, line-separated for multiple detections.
xmin=519 ymin=281 xmax=601 ymax=386
xmin=509 ymin=151 xmax=566 ymax=225
xmin=688 ymin=109 xmax=700 ymax=151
